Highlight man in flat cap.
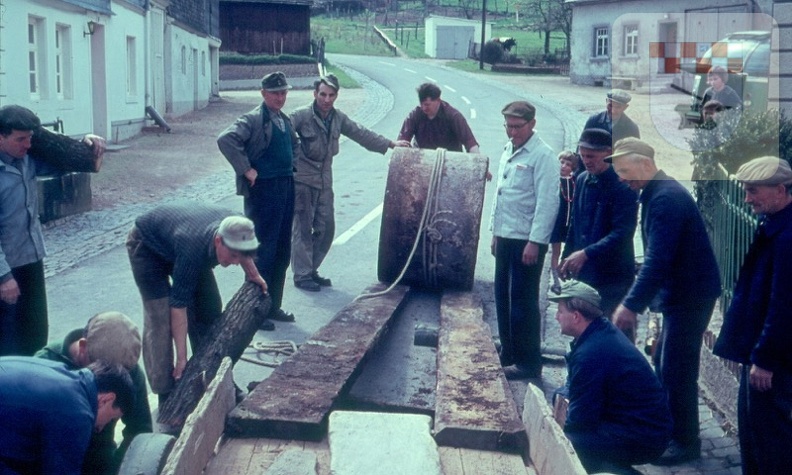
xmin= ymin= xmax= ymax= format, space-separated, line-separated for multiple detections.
xmin=289 ymin=75 xmax=409 ymax=291
xmin=126 ymin=202 xmax=267 ymax=404
xmin=608 ymin=138 xmax=721 ymax=464
xmin=551 ymin=280 xmax=672 ymax=473
xmin=35 ymin=312 xmax=151 ymax=474
xmin=491 ymin=101 xmax=559 ymax=380
xmin=218 ymin=71 xmax=299 ymax=326
xmin=560 ymin=128 xmax=638 ymax=321
xmin=714 ymin=156 xmax=792 ymax=474
xmin=398 ymin=82 xmax=480 ymax=154
xmin=584 ymin=90 xmax=640 ymax=144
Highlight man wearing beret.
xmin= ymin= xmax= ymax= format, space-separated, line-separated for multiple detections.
xmin=398 ymin=82 xmax=480 ymax=154
xmin=35 ymin=312 xmax=151 ymax=474
xmin=560 ymin=128 xmax=638 ymax=322
xmin=491 ymin=101 xmax=559 ymax=380
xmin=551 ymin=280 xmax=672 ymax=473
xmin=218 ymin=71 xmax=299 ymax=325
xmin=608 ymin=138 xmax=721 ymax=465
xmin=584 ymin=90 xmax=640 ymax=144
xmin=289 ymin=74 xmax=409 ymax=291
xmin=714 ymin=156 xmax=792 ymax=474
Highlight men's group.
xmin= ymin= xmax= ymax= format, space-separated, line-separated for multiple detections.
xmin=1 ymin=65 xmax=789 ymax=475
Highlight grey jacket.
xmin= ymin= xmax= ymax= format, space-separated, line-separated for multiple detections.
xmin=217 ymin=104 xmax=300 ymax=196
xmin=290 ymin=102 xmax=391 ymax=189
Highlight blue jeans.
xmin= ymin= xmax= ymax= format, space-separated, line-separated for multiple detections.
xmin=493 ymin=237 xmax=546 ymax=372
xmin=653 ymin=299 xmax=716 ymax=446
xmin=245 ymin=175 xmax=294 ymax=313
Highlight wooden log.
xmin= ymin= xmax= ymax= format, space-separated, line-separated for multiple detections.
xmin=434 ymin=291 xmax=527 ymax=452
xmin=29 ymin=126 xmax=100 ymax=172
xmin=226 ymin=283 xmax=408 ymax=440
xmin=157 ymin=282 xmax=271 ymax=428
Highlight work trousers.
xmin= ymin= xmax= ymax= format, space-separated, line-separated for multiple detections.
xmin=291 ymin=182 xmax=334 ymax=282
xmin=566 ymin=430 xmax=666 ymax=474
xmin=126 ymin=226 xmax=222 ymax=394
xmin=493 ymin=237 xmax=547 ymax=373
xmin=738 ymin=366 xmax=792 ymax=475
xmin=245 ymin=175 xmax=294 ymax=313
xmin=653 ymin=299 xmax=716 ymax=446
xmin=0 ymin=260 xmax=47 ymax=356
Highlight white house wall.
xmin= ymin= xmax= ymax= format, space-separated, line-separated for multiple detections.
xmin=167 ymin=22 xmax=213 ymax=117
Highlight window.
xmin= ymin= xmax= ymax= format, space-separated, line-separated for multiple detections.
xmin=28 ymin=18 xmax=43 ymax=97
xmin=126 ymin=36 xmax=137 ymax=97
xmin=624 ymin=26 xmax=638 ymax=56
xmin=594 ymin=27 xmax=609 ymax=57
xmin=55 ymin=24 xmax=73 ymax=99
xmin=181 ymin=46 xmax=186 ymax=74
xmin=201 ymin=51 xmax=206 ymax=76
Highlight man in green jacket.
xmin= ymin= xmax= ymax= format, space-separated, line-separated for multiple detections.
xmin=289 ymin=74 xmax=409 ymax=291
xmin=35 ymin=311 xmax=151 ymax=474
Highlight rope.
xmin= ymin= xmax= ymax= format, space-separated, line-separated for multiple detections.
xmin=239 ymin=340 xmax=298 ymax=367
xmin=356 ymin=148 xmax=448 ymax=300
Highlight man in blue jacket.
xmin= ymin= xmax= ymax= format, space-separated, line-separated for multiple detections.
xmin=714 ymin=156 xmax=792 ymax=474
xmin=0 ymin=357 xmax=134 ymax=475
xmin=551 ymin=280 xmax=671 ymax=473
xmin=560 ymin=128 xmax=638 ymax=320
xmin=608 ymin=138 xmax=721 ymax=465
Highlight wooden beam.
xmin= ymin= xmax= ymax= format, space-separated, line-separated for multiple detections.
xmin=434 ymin=291 xmax=528 ymax=452
xmin=226 ymin=284 xmax=409 ymax=440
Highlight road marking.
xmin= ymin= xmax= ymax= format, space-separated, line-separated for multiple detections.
xmin=470 ymin=108 xmax=477 ymax=119
xmin=425 ymin=76 xmax=437 ymax=82
xmin=461 ymin=96 xmax=471 ymax=104
xmin=444 ymin=85 xmax=457 ymax=93
xmin=334 ymin=203 xmax=383 ymax=245
xmin=379 ymin=61 xmax=396 ymax=67
xmin=404 ymin=68 xmax=416 ymax=73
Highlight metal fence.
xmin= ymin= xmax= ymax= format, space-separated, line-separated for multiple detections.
xmin=708 ymin=164 xmax=759 ymax=312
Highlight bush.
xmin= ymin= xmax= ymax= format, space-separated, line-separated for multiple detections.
xmin=219 ymin=53 xmax=315 ymax=65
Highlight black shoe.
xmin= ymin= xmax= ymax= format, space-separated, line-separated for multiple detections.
xmin=503 ymin=364 xmax=541 ymax=380
xmin=259 ymin=319 xmax=275 ymax=331
xmin=268 ymin=308 xmax=295 ymax=322
xmin=652 ymin=440 xmax=701 ymax=466
xmin=295 ymin=279 xmax=321 ymax=292
xmin=311 ymin=272 xmax=332 ymax=287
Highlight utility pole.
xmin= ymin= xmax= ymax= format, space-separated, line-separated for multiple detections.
xmin=480 ymin=0 xmax=487 ymax=70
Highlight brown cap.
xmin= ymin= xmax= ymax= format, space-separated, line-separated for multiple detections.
xmin=607 ymin=89 xmax=632 ymax=104
xmin=319 ymin=73 xmax=340 ymax=91
xmin=261 ymin=71 xmax=291 ymax=92
xmin=218 ymin=216 xmax=259 ymax=252
xmin=501 ymin=101 xmax=536 ymax=122
xmin=85 ymin=312 xmax=141 ymax=370
xmin=605 ymin=137 xmax=655 ymax=163
xmin=735 ymin=156 xmax=792 ymax=186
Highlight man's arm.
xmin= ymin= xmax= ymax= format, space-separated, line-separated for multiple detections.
xmin=171 ymin=306 xmax=188 ymax=380
xmin=527 ymin=149 xmax=561 ymax=245
xmin=217 ymin=114 xmax=255 ymax=178
xmin=339 ymin=114 xmax=393 ymax=155
xmin=397 ymin=108 xmax=419 ymax=143
xmin=582 ymin=184 xmax=638 ymax=262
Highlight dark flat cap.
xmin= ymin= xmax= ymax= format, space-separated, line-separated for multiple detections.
xmin=605 ymin=137 xmax=655 ymax=163
xmin=501 ymin=101 xmax=536 ymax=122
xmin=607 ymin=89 xmax=632 ymax=104
xmin=578 ymin=128 xmax=613 ymax=151
xmin=736 ymin=156 xmax=792 ymax=186
xmin=261 ymin=71 xmax=291 ymax=92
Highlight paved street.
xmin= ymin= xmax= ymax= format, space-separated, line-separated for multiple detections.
xmin=40 ymin=56 xmax=740 ymax=474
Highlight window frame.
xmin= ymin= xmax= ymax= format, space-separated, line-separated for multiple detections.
xmin=594 ymin=26 xmax=610 ymax=58
xmin=624 ymin=25 xmax=639 ymax=57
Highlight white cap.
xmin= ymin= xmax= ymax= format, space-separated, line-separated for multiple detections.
xmin=217 ymin=216 xmax=259 ymax=251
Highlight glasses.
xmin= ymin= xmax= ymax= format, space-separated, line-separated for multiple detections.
xmin=503 ymin=122 xmax=529 ymax=130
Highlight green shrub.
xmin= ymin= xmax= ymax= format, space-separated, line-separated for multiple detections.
xmin=219 ymin=53 xmax=315 ymax=65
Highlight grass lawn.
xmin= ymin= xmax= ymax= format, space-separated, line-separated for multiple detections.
xmin=312 ymin=16 xmax=396 ymax=57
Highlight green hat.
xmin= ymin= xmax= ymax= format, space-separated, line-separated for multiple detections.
xmin=548 ymin=280 xmax=601 ymax=308
xmin=605 ymin=137 xmax=655 ymax=163
xmin=261 ymin=71 xmax=291 ymax=92
xmin=735 ymin=156 xmax=792 ymax=186
xmin=501 ymin=101 xmax=536 ymax=122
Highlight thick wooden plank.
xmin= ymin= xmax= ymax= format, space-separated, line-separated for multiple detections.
xmin=161 ymin=358 xmax=236 ymax=475
xmin=226 ymin=284 xmax=409 ymax=440
xmin=204 ymin=438 xmax=257 ymax=475
xmin=438 ymin=447 xmax=531 ymax=475
xmin=521 ymin=385 xmax=586 ymax=475
xmin=434 ymin=291 xmax=528 ymax=452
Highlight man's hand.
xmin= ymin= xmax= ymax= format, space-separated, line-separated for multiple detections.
xmin=559 ymin=250 xmax=588 ymax=278
xmin=522 ymin=242 xmax=539 ymax=266
xmin=612 ymin=304 xmax=638 ymax=343
xmin=244 ymin=168 xmax=258 ymax=187
xmin=392 ymin=140 xmax=411 ymax=148
xmin=83 ymin=134 xmax=106 ymax=172
xmin=241 ymin=258 xmax=268 ymax=294
xmin=0 ymin=278 xmax=20 ymax=305
xmin=749 ymin=364 xmax=773 ymax=392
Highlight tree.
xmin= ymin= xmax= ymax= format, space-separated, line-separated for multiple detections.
xmin=524 ymin=0 xmax=571 ymax=59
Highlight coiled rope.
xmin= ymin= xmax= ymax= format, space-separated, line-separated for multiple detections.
xmin=356 ymin=148 xmax=448 ymax=300
xmin=240 ymin=340 xmax=298 ymax=367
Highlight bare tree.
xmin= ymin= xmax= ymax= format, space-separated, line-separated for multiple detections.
xmin=524 ymin=0 xmax=571 ymax=59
